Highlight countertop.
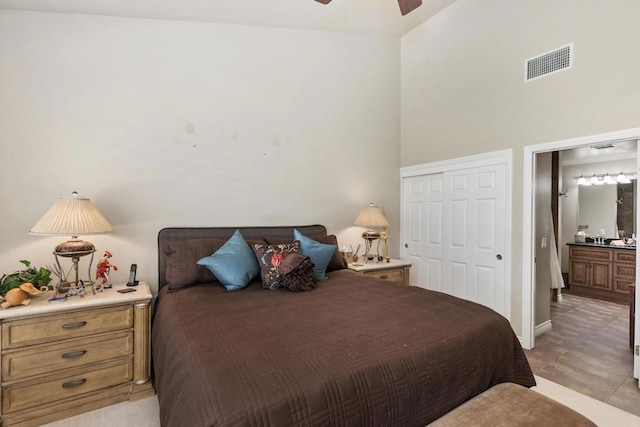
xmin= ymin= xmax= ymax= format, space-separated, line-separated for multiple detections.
xmin=348 ymin=258 xmax=412 ymax=271
xmin=0 ymin=282 xmax=151 ymax=320
xmin=567 ymin=242 xmax=636 ymax=251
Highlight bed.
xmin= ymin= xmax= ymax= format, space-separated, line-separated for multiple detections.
xmin=152 ymin=225 xmax=535 ymax=426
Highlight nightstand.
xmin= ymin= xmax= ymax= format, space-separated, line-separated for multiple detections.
xmin=348 ymin=259 xmax=412 ymax=285
xmin=0 ymin=282 xmax=154 ymax=426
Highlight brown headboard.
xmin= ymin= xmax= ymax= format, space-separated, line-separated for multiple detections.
xmin=157 ymin=225 xmax=329 ymax=289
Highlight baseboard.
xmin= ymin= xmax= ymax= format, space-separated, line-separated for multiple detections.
xmin=535 ymin=320 xmax=553 ymax=336
xmin=518 ymin=321 xmax=553 ymax=347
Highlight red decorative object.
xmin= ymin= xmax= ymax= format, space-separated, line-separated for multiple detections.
xmin=95 ymin=251 xmax=118 ymax=287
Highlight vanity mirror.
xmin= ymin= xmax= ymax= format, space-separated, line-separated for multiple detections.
xmin=578 ymin=182 xmax=636 ymax=239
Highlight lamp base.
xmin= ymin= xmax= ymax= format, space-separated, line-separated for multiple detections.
xmin=55 ymin=238 xmax=95 ymax=257
xmin=53 ymin=238 xmax=97 ymax=294
xmin=361 ymin=230 xmax=381 ymax=239
xmin=361 ymin=232 xmax=382 ymax=263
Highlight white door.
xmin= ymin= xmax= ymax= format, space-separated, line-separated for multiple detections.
xmin=401 ymin=158 xmax=509 ymax=318
xmin=403 ymin=174 xmax=444 ymax=291
xmin=444 ymin=165 xmax=507 ymax=316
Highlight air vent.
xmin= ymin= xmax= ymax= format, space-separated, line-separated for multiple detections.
xmin=525 ymin=43 xmax=573 ymax=82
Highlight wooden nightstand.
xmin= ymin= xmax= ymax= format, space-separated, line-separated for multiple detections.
xmin=0 ymin=282 xmax=154 ymax=426
xmin=348 ymin=259 xmax=412 ymax=285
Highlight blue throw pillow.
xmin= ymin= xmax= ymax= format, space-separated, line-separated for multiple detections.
xmin=197 ymin=229 xmax=259 ymax=291
xmin=293 ymin=229 xmax=337 ymax=281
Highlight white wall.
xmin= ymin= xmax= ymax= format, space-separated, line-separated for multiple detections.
xmin=0 ymin=11 xmax=401 ymax=292
xmin=401 ymin=0 xmax=640 ymax=335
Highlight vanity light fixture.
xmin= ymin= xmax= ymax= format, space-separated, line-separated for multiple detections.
xmin=576 ymin=172 xmax=636 ymax=186
xmin=616 ymin=172 xmax=631 ymax=184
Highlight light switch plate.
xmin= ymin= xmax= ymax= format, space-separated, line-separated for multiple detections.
xmin=541 ymin=237 xmax=548 ymax=249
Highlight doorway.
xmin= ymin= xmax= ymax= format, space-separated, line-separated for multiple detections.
xmin=522 ymin=127 xmax=640 ymax=382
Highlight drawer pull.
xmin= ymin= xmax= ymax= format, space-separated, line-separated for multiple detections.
xmin=379 ymin=275 xmax=389 ymax=280
xmin=62 ymin=378 xmax=86 ymax=389
xmin=62 ymin=350 xmax=87 ymax=359
xmin=62 ymin=321 xmax=87 ymax=330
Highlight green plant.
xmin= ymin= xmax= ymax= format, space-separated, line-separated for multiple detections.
xmin=0 ymin=260 xmax=52 ymax=295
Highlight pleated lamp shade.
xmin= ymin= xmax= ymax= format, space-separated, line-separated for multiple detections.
xmin=353 ymin=204 xmax=389 ymax=228
xmin=30 ymin=192 xmax=113 ymax=258
xmin=30 ymin=194 xmax=113 ymax=237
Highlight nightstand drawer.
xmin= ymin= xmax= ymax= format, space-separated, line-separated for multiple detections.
xmin=2 ymin=359 xmax=133 ymax=414
xmin=2 ymin=331 xmax=133 ymax=382
xmin=363 ymin=268 xmax=405 ymax=283
xmin=2 ymin=305 xmax=133 ymax=349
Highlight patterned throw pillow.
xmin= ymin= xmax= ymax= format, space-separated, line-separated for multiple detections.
xmin=253 ymin=242 xmax=300 ymax=289
xmin=265 ymin=235 xmax=346 ymax=271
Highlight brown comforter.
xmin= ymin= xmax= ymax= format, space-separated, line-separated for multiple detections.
xmin=152 ymin=270 xmax=534 ymax=427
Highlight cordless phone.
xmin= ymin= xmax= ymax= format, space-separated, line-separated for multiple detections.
xmin=126 ymin=264 xmax=138 ymax=286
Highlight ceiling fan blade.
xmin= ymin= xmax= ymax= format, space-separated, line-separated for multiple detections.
xmin=397 ymin=0 xmax=422 ymax=15
xmin=314 ymin=0 xmax=332 ymax=4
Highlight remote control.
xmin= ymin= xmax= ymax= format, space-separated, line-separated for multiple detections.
xmin=117 ymin=288 xmax=137 ymax=293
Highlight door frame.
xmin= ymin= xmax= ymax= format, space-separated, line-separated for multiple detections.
xmin=522 ymin=127 xmax=640 ymax=350
xmin=400 ymin=149 xmax=513 ymax=321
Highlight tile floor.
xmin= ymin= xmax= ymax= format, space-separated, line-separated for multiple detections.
xmin=525 ymin=291 xmax=640 ymax=416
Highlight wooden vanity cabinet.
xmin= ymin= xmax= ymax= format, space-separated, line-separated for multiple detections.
xmin=569 ymin=246 xmax=611 ymax=289
xmin=613 ymin=250 xmax=636 ymax=295
xmin=568 ymin=245 xmax=635 ymax=303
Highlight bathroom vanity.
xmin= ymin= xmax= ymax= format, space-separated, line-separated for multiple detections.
xmin=567 ymin=242 xmax=636 ymax=303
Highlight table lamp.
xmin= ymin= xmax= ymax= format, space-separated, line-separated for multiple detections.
xmin=30 ymin=192 xmax=114 ymax=289
xmin=353 ymin=203 xmax=389 ymax=263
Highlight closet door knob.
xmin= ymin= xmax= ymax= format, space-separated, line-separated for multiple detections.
xmin=496 ymin=254 xmax=503 ymax=260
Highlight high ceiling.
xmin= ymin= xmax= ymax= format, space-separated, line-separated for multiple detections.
xmin=0 ymin=0 xmax=457 ymax=37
